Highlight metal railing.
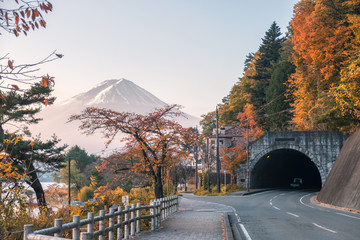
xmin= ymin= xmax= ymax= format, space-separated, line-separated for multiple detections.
xmin=24 ymin=195 xmax=178 ymax=240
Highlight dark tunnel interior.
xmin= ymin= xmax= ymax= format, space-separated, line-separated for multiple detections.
xmin=250 ymin=149 xmax=322 ymax=189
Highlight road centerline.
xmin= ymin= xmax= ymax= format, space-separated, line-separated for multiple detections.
xmin=287 ymin=212 xmax=299 ymax=217
xmin=312 ymin=223 xmax=337 ymax=233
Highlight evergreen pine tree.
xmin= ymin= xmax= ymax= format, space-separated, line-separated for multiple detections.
xmin=250 ymin=22 xmax=285 ymax=121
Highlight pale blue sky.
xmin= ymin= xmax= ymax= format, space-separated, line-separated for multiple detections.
xmin=2 ymin=0 xmax=299 ymax=118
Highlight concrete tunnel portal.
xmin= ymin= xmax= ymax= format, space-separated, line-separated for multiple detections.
xmin=250 ymin=149 xmax=322 ymax=189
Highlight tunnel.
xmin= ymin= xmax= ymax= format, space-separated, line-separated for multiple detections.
xmin=250 ymin=149 xmax=322 ymax=189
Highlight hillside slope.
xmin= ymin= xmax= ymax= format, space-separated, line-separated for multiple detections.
xmin=317 ymin=130 xmax=360 ymax=211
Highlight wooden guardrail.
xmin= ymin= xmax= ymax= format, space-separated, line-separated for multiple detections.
xmin=23 ymin=195 xmax=178 ymax=240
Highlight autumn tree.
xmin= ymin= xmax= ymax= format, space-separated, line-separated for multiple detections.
xmin=237 ymin=103 xmax=264 ymax=141
xmin=289 ymin=0 xmax=360 ymax=132
xmin=95 ymin=146 xmax=152 ymax=192
xmin=7 ymin=134 xmax=66 ymax=208
xmin=220 ymin=146 xmax=246 ymax=174
xmin=70 ymin=105 xmax=189 ymax=199
xmin=180 ymin=127 xmax=200 ymax=188
xmin=0 ymin=0 xmax=66 ymax=209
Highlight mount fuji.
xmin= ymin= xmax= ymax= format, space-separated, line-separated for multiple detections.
xmin=29 ymin=79 xmax=200 ymax=155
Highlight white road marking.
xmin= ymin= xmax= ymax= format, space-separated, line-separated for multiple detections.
xmin=273 ymin=206 xmax=280 ymax=210
xmin=287 ymin=212 xmax=299 ymax=218
xmin=300 ymin=193 xmax=315 ymax=209
xmin=230 ymin=206 xmax=252 ymax=240
xmin=240 ymin=224 xmax=252 ymax=240
xmin=335 ymin=212 xmax=360 ymax=220
xmin=312 ymin=223 xmax=337 ymax=233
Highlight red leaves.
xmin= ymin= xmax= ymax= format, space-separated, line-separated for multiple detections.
xmin=1 ymin=1 xmax=53 ymax=36
xmin=0 ymin=93 xmax=7 ymax=102
xmin=8 ymin=60 xmax=14 ymax=70
xmin=39 ymin=19 xmax=46 ymax=28
xmin=11 ymin=85 xmax=20 ymax=90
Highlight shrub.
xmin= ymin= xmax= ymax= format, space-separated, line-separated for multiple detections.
xmin=78 ymin=186 xmax=94 ymax=202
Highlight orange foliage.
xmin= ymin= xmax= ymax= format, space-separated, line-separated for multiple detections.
xmin=220 ymin=146 xmax=246 ymax=173
xmin=70 ymin=105 xmax=190 ymax=198
xmin=237 ymin=103 xmax=264 ymax=141
xmin=289 ymin=0 xmax=360 ymax=131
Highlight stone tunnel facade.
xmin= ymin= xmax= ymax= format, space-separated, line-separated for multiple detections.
xmin=242 ymin=131 xmax=346 ymax=188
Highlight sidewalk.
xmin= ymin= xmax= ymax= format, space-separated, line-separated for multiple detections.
xmin=132 ymin=197 xmax=226 ymax=240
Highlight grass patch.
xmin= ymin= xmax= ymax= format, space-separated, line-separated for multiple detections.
xmin=193 ymin=184 xmax=245 ymax=196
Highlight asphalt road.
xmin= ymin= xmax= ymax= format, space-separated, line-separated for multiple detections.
xmin=182 ymin=190 xmax=360 ymax=240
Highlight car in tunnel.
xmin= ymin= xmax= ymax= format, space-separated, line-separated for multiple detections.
xmin=290 ymin=178 xmax=303 ymax=188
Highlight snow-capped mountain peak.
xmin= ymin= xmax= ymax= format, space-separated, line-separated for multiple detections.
xmin=28 ymin=79 xmax=199 ymax=154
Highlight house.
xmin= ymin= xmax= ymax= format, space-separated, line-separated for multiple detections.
xmin=202 ymin=125 xmax=245 ymax=172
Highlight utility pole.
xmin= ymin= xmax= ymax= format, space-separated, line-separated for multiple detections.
xmin=246 ymin=120 xmax=250 ymax=192
xmin=68 ymin=156 xmax=71 ymax=206
xmin=194 ymin=126 xmax=199 ymax=189
xmin=216 ymin=106 xmax=221 ymax=193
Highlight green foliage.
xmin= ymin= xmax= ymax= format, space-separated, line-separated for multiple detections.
xmin=59 ymin=160 xmax=88 ymax=192
xmin=78 ymin=186 xmax=95 ymax=202
xmin=200 ymin=111 xmax=216 ymax=138
xmin=250 ymin=22 xmax=285 ymax=117
xmin=66 ymin=145 xmax=98 ymax=172
xmin=0 ymin=83 xmax=55 ymax=138
xmin=265 ymin=60 xmax=295 ymax=130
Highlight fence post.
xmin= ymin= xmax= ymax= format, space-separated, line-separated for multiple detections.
xmin=117 ymin=206 xmax=122 ymax=240
xmin=87 ymin=212 xmax=94 ymax=235
xmin=166 ymin=197 xmax=169 ymax=217
xmin=99 ymin=210 xmax=105 ymax=240
xmin=54 ymin=219 xmax=63 ymax=237
xmin=150 ymin=200 xmax=155 ymax=231
xmin=73 ymin=215 xmax=80 ymax=240
xmin=172 ymin=195 xmax=176 ymax=213
xmin=24 ymin=224 xmax=33 ymax=240
xmin=162 ymin=198 xmax=165 ymax=220
xmin=156 ymin=200 xmax=160 ymax=229
xmin=124 ymin=205 xmax=129 ymax=239
xmin=176 ymin=195 xmax=179 ymax=211
xmin=109 ymin=207 xmax=115 ymax=240
xmin=81 ymin=232 xmax=93 ymax=240
xmin=136 ymin=202 xmax=140 ymax=233
xmin=130 ymin=204 xmax=135 ymax=236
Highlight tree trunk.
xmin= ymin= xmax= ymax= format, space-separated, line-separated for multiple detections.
xmin=27 ymin=163 xmax=48 ymax=211
xmin=154 ymin=167 xmax=163 ymax=199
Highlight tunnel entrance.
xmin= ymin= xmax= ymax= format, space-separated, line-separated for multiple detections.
xmin=250 ymin=149 xmax=322 ymax=189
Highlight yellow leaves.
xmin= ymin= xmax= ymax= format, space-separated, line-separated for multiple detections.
xmin=3 ymin=136 xmax=22 ymax=145
xmin=28 ymin=141 xmax=36 ymax=147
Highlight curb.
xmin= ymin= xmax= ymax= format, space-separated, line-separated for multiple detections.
xmin=242 ymin=189 xmax=272 ymax=196
xmin=224 ymin=212 xmax=234 ymax=240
